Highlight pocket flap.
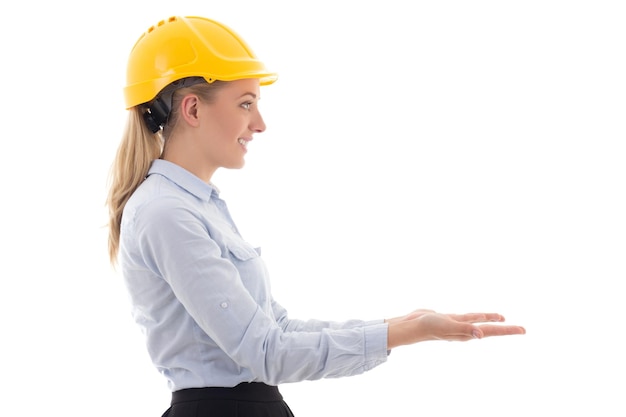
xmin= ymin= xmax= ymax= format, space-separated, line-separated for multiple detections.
xmin=227 ymin=242 xmax=260 ymax=261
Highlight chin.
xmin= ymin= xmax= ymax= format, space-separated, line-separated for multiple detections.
xmin=228 ymin=160 xmax=246 ymax=170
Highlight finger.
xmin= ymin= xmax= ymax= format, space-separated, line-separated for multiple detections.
xmin=476 ymin=324 xmax=526 ymax=338
xmin=449 ymin=313 xmax=505 ymax=324
xmin=440 ymin=323 xmax=481 ymax=341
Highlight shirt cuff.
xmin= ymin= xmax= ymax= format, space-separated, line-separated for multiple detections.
xmin=363 ymin=322 xmax=390 ymax=370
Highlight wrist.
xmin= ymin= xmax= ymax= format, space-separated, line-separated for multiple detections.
xmin=387 ymin=320 xmax=415 ymax=349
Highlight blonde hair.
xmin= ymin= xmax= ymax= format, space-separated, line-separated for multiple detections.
xmin=107 ymin=80 xmax=226 ymax=264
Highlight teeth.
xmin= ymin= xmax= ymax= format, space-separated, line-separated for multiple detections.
xmin=238 ymin=138 xmax=248 ymax=147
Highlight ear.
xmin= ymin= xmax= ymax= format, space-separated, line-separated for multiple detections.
xmin=179 ymin=94 xmax=201 ymax=127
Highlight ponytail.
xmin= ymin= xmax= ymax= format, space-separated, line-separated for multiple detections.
xmin=106 ymin=107 xmax=162 ymax=264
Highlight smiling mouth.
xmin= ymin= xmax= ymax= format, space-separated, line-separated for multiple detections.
xmin=238 ymin=138 xmax=249 ymax=148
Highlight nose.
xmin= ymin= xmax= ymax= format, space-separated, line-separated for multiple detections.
xmin=251 ymin=108 xmax=266 ymax=133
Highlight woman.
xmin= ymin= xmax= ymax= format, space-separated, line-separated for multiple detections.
xmin=107 ymin=16 xmax=525 ymax=417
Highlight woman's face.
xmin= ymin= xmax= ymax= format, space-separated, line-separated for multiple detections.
xmin=197 ymin=78 xmax=266 ymax=172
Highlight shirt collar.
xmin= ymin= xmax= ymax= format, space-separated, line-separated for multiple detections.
xmin=147 ymin=159 xmax=219 ymax=202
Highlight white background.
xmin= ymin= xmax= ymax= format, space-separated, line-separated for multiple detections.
xmin=1 ymin=1 xmax=624 ymax=416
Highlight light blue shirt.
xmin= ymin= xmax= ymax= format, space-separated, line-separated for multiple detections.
xmin=119 ymin=159 xmax=389 ymax=391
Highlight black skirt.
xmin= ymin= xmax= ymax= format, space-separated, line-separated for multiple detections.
xmin=161 ymin=382 xmax=295 ymax=417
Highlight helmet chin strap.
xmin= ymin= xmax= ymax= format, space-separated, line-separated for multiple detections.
xmin=142 ymin=77 xmax=208 ymax=133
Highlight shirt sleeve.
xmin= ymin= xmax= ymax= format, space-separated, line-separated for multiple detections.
xmin=272 ymin=299 xmax=385 ymax=332
xmin=135 ymin=198 xmax=389 ymax=385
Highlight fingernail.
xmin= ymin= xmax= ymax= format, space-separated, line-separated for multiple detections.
xmin=472 ymin=330 xmax=482 ymax=339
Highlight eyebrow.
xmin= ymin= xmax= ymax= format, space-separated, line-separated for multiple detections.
xmin=238 ymin=92 xmax=259 ymax=100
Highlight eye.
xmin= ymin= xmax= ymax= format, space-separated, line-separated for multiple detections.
xmin=241 ymin=102 xmax=253 ymax=110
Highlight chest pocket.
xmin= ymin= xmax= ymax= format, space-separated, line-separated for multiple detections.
xmin=225 ymin=239 xmax=269 ymax=307
xmin=227 ymin=242 xmax=259 ymax=262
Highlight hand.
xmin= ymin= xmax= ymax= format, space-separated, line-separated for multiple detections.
xmin=386 ymin=310 xmax=525 ymax=349
xmin=385 ymin=309 xmax=437 ymax=324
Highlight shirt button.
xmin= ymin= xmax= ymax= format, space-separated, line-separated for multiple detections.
xmin=220 ymin=302 xmax=229 ymax=309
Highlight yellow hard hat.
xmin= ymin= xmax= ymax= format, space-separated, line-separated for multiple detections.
xmin=124 ymin=16 xmax=278 ymax=109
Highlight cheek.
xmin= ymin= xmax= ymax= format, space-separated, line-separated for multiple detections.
xmin=201 ymin=109 xmax=246 ymax=152
xmin=210 ymin=112 xmax=242 ymax=140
